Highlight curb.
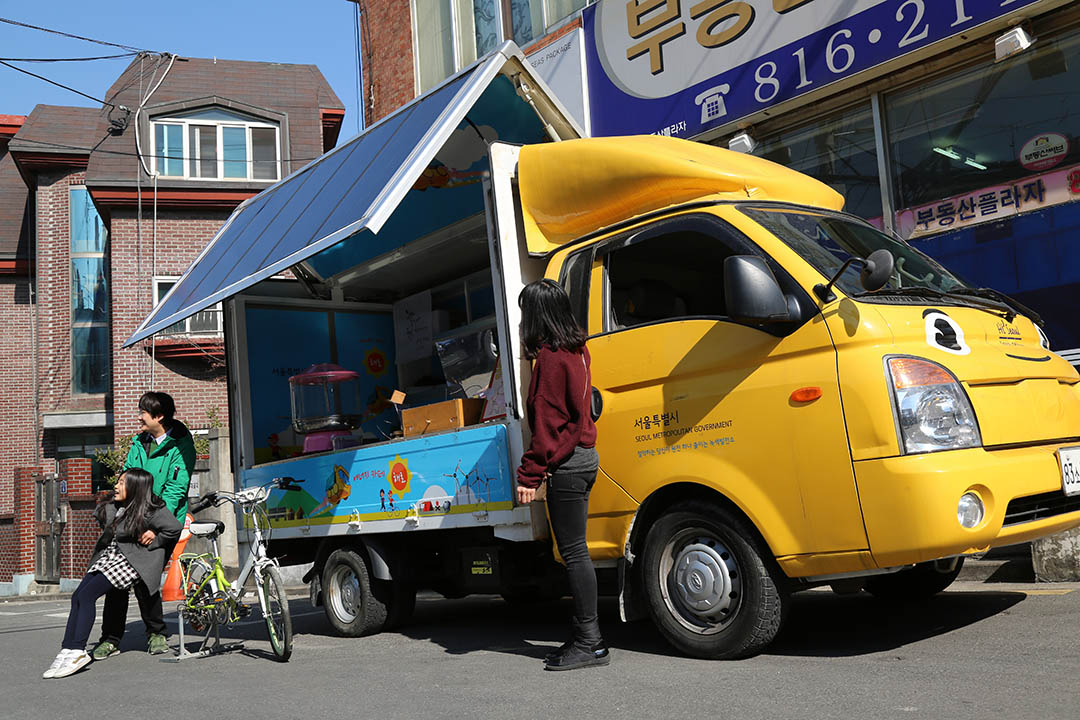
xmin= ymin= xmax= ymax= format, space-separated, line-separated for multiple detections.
xmin=0 ymin=585 xmax=310 ymax=605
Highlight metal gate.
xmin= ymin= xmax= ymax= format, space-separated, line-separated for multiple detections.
xmin=35 ymin=473 xmax=63 ymax=583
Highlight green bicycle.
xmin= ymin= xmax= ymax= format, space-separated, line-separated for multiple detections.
xmin=176 ymin=477 xmax=303 ymax=661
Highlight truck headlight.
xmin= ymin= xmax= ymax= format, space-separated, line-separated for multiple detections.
xmin=887 ymin=356 xmax=981 ymax=454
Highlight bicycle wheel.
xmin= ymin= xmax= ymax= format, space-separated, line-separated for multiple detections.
xmin=260 ymin=565 xmax=292 ymax=661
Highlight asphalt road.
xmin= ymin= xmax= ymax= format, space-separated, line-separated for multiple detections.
xmin=3 ymin=582 xmax=1079 ymax=720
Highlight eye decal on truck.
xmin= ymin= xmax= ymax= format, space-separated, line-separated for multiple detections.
xmin=923 ymin=309 xmax=970 ymax=356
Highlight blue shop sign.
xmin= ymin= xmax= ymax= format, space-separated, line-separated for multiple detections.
xmin=584 ymin=0 xmax=1047 ymax=138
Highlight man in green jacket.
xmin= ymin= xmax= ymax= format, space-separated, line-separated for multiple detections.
xmin=92 ymin=391 xmax=197 ymax=658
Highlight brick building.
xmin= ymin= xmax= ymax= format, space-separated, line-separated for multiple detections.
xmin=0 ymin=56 xmax=343 ymax=592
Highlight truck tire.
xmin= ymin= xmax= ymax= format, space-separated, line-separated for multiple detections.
xmin=322 ymin=549 xmax=388 ymax=637
xmin=641 ymin=501 xmax=787 ymax=659
xmin=864 ymin=558 xmax=965 ymax=601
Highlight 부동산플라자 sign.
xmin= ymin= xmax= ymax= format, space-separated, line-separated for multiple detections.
xmin=895 ymin=163 xmax=1080 ymax=239
xmin=583 ymin=0 xmax=1047 ymax=139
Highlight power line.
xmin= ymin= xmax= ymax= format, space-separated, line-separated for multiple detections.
xmin=0 ymin=16 xmax=150 ymax=52
xmin=0 ymin=59 xmax=117 ymax=107
xmin=0 ymin=52 xmax=138 ymax=62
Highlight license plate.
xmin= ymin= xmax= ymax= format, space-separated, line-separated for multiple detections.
xmin=1060 ymin=446 xmax=1080 ymax=497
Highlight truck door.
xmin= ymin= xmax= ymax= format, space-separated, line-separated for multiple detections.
xmin=580 ymin=211 xmax=868 ymax=561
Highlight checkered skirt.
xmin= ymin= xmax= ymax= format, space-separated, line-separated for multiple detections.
xmin=89 ymin=540 xmax=140 ymax=590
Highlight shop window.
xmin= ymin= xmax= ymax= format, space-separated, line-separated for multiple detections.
xmin=886 ymin=30 xmax=1080 ymax=213
xmin=605 ymin=229 xmax=737 ymax=330
xmin=70 ymin=187 xmax=110 ymax=395
xmin=154 ymin=277 xmax=222 ymax=335
xmin=753 ymin=103 xmax=883 ymax=223
xmin=414 ymin=0 xmax=504 ymax=92
xmin=151 ymin=108 xmax=280 ymax=181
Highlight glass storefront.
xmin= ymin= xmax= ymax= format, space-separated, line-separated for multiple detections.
xmin=755 ymin=103 xmax=882 ymax=223
xmin=887 ymin=31 xmax=1079 ymax=211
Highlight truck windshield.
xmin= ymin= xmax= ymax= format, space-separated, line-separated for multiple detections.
xmin=739 ymin=206 xmax=969 ymax=296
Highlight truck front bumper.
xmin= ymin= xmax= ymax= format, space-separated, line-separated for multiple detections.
xmin=855 ymin=441 xmax=1080 ymax=568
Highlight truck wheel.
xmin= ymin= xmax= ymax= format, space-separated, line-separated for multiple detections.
xmin=864 ymin=558 xmax=965 ymax=601
xmin=321 ymin=549 xmax=388 ymax=637
xmin=641 ymin=502 xmax=787 ymax=659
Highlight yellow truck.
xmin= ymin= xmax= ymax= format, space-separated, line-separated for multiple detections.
xmin=129 ymin=44 xmax=1080 ymax=659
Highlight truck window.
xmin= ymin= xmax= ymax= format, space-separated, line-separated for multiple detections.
xmin=559 ymin=248 xmax=592 ymax=333
xmin=606 ymin=229 xmax=738 ymax=330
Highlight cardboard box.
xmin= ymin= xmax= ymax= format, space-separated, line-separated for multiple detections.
xmin=401 ymin=398 xmax=486 ymax=437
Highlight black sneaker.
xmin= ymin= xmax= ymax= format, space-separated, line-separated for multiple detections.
xmin=544 ymin=642 xmax=610 ymax=671
xmin=544 ymin=640 xmax=573 ymax=663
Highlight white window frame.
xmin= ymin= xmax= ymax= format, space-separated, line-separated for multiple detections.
xmin=153 ymin=276 xmax=224 ymax=336
xmin=151 ymin=112 xmax=280 ymax=182
xmin=411 ymin=0 xmax=507 ymax=94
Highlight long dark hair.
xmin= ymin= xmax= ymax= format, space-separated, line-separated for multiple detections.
xmin=518 ymin=279 xmax=587 ymax=359
xmin=108 ymin=468 xmax=165 ymax=537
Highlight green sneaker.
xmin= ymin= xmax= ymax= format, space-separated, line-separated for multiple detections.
xmin=91 ymin=641 xmax=119 ymax=660
xmin=147 ymin=633 xmax=169 ymax=655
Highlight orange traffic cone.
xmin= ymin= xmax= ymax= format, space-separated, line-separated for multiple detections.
xmin=161 ymin=514 xmax=192 ymax=602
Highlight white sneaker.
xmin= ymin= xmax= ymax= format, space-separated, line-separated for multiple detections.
xmin=43 ymin=649 xmax=74 ymax=679
xmin=52 ymin=650 xmax=92 ymax=679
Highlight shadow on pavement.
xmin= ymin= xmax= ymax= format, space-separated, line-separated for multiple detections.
xmin=769 ymin=589 xmax=1027 ymax=658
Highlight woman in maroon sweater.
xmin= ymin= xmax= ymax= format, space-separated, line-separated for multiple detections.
xmin=517 ymin=279 xmax=609 ymax=671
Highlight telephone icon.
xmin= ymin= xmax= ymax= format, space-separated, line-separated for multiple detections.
xmin=694 ymin=84 xmax=730 ymax=124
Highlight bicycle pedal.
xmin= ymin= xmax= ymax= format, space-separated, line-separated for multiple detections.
xmin=238 ymin=604 xmax=252 ymax=618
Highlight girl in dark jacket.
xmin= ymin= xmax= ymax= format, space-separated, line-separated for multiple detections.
xmin=516 ymin=279 xmax=609 ymax=671
xmin=43 ymin=468 xmax=182 ymax=679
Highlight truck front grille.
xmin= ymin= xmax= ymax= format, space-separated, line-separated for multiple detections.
xmin=1003 ymin=491 xmax=1080 ymax=526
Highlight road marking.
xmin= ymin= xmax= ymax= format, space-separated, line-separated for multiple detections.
xmin=0 ymin=611 xmax=30 ymax=615
xmin=1024 ymin=589 xmax=1074 ymax=596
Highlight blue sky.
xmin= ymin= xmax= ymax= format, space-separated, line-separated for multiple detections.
xmin=1 ymin=1 xmax=367 ymax=141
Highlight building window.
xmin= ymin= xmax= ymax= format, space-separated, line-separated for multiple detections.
xmin=886 ymin=30 xmax=1080 ymax=214
xmin=56 ymin=430 xmax=113 ymax=493
xmin=415 ymin=0 xmax=504 ymax=92
xmin=70 ymin=187 xmax=110 ymax=395
xmin=508 ymin=0 xmax=589 ymax=47
xmin=154 ymin=277 xmax=222 ymax=335
xmin=151 ymin=108 xmax=280 ymax=181
xmin=753 ymin=103 xmax=883 ymax=224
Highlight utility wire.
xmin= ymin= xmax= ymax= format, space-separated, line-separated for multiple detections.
xmin=0 ymin=52 xmax=139 ymax=62
xmin=0 ymin=16 xmax=149 ymax=52
xmin=0 ymin=59 xmax=117 ymax=107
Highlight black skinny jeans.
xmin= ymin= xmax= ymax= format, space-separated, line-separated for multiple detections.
xmin=547 ymin=451 xmax=601 ymax=648
xmin=62 ymin=572 xmax=116 ymax=651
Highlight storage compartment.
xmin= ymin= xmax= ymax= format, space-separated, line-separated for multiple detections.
xmin=402 ymin=398 xmax=486 ymax=437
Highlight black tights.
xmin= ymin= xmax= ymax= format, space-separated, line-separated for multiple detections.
xmin=61 ymin=572 xmax=115 ymax=651
xmin=547 ymin=468 xmax=601 ymax=648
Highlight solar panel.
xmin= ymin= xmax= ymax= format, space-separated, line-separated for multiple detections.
xmin=124 ymin=59 xmax=490 ymax=346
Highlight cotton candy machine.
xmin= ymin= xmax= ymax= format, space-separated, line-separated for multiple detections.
xmin=289 ymin=363 xmax=362 ymax=453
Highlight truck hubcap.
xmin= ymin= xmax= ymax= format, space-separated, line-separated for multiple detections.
xmin=660 ymin=532 xmax=741 ymax=635
xmin=328 ymin=566 xmax=360 ymax=622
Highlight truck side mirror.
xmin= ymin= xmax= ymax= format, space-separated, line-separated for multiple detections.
xmin=724 ymin=255 xmax=790 ymax=324
xmin=860 ymin=249 xmax=895 ymax=292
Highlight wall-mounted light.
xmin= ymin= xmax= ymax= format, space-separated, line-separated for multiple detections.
xmin=728 ymin=131 xmax=757 ymax=154
xmin=963 ymin=158 xmax=987 ymax=171
xmin=932 ymin=147 xmax=962 ymax=161
xmin=995 ymin=26 xmax=1036 ymax=63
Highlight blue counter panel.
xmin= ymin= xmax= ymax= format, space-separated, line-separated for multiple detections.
xmin=241 ymin=423 xmax=513 ymax=528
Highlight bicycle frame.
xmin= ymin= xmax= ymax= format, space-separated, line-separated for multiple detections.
xmin=171 ymin=485 xmax=281 ymax=661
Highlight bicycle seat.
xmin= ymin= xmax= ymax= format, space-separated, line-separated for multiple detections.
xmin=189 ymin=521 xmax=225 ymax=538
